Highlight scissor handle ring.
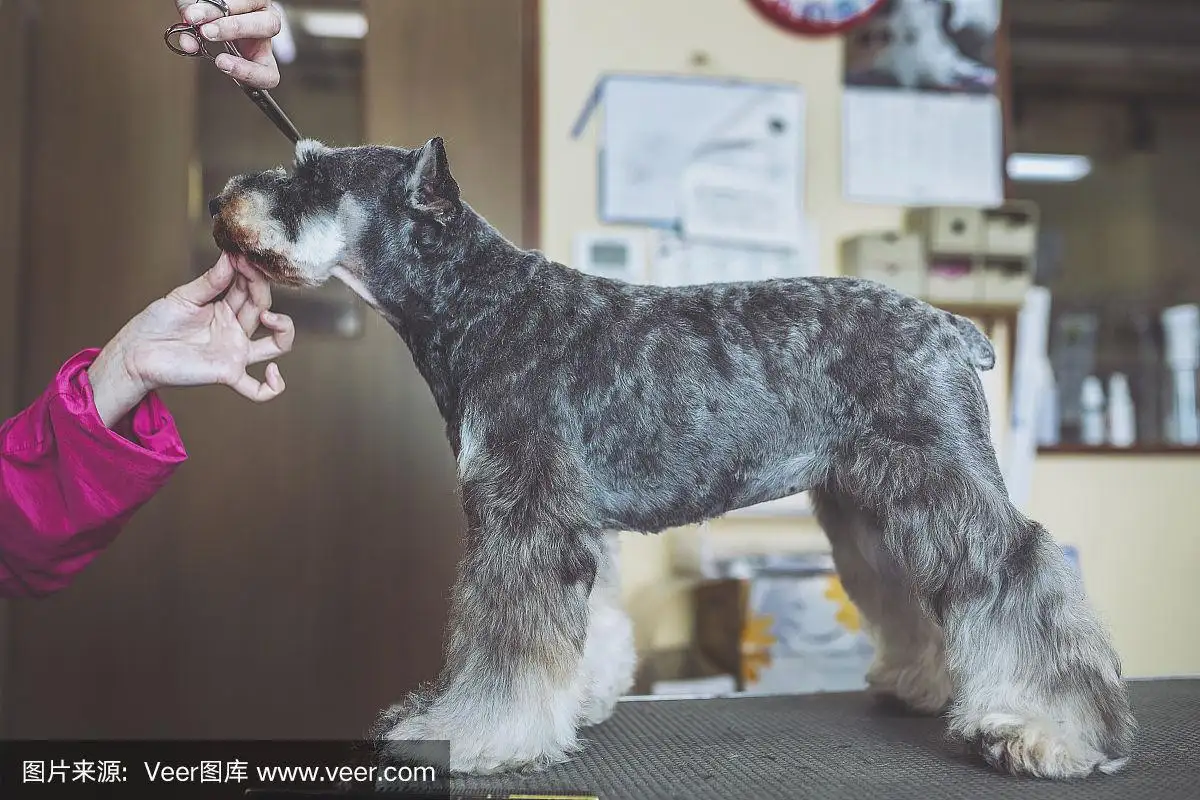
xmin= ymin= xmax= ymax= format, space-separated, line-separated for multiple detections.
xmin=165 ymin=23 xmax=213 ymax=58
xmin=164 ymin=1 xmax=233 ymax=58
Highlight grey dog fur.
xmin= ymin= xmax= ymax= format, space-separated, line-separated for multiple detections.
xmin=210 ymin=137 xmax=1135 ymax=780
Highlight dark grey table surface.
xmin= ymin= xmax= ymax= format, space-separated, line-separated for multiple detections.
xmin=423 ymin=677 xmax=1200 ymax=799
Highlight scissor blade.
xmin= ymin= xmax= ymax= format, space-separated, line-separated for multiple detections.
xmin=242 ymin=86 xmax=302 ymax=144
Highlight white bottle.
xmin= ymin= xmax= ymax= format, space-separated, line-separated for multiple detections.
xmin=1036 ymin=358 xmax=1061 ymax=447
xmin=1080 ymin=376 xmax=1106 ymax=446
xmin=1161 ymin=305 xmax=1199 ymax=446
xmin=1106 ymin=373 xmax=1136 ymax=448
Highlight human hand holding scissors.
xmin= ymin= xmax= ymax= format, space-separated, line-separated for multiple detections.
xmin=166 ymin=0 xmax=301 ymax=143
xmin=171 ymin=0 xmax=282 ymax=90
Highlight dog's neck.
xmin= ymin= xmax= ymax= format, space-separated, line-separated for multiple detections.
xmin=369 ymin=207 xmax=545 ymax=428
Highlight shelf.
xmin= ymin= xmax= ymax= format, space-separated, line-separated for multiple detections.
xmin=1038 ymin=444 xmax=1200 ymax=456
xmin=929 ymin=301 xmax=1022 ymax=322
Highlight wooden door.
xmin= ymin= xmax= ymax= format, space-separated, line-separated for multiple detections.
xmin=0 ymin=0 xmax=35 ymax=724
xmin=2 ymin=0 xmax=538 ymax=739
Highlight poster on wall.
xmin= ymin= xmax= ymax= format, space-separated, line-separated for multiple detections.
xmin=571 ymin=73 xmax=819 ymax=290
xmin=572 ymin=73 xmax=807 ymax=229
xmin=841 ymin=0 xmax=1005 ymax=207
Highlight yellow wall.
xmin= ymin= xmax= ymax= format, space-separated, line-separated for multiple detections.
xmin=539 ymin=0 xmax=903 ymax=272
xmin=539 ymin=0 xmax=1200 ymax=679
xmin=1027 ymin=456 xmax=1200 ymax=677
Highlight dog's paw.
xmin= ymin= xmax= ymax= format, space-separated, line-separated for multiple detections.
xmin=867 ymin=653 xmax=953 ymax=715
xmin=579 ymin=694 xmax=618 ymax=727
xmin=373 ymin=706 xmax=453 ymax=773
xmin=374 ymin=702 xmax=577 ymax=776
xmin=972 ymin=713 xmax=1126 ymax=779
xmin=578 ymin=596 xmax=636 ymax=728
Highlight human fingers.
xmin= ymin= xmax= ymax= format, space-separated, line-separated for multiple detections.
xmin=201 ymin=7 xmax=282 ymax=90
xmin=243 ymin=262 xmax=274 ymax=314
xmin=228 ymin=255 xmax=273 ymax=335
xmin=247 ymin=310 xmax=295 ymax=364
xmin=174 ymin=0 xmax=214 ymax=53
xmin=170 ymin=255 xmax=235 ymax=306
xmin=212 ymin=50 xmax=280 ymax=90
xmin=212 ymin=294 xmax=242 ymax=339
xmin=179 ymin=0 xmax=269 ymax=24
xmin=198 ymin=9 xmax=281 ymax=45
xmin=229 ymin=362 xmax=286 ymax=403
xmin=224 ymin=272 xmax=250 ymax=320
xmin=228 ymin=252 xmax=261 ymax=281
xmin=228 ymin=252 xmax=273 ymax=292
xmin=234 ymin=271 xmax=267 ymax=335
xmin=172 ymin=29 xmax=202 ymax=54
xmin=182 ymin=0 xmax=279 ymax=87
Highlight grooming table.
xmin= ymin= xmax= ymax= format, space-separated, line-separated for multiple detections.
xmin=431 ymin=678 xmax=1199 ymax=799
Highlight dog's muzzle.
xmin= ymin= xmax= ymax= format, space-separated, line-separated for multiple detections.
xmin=209 ymin=196 xmax=307 ymax=288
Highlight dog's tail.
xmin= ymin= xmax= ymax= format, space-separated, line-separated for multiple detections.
xmin=950 ymin=313 xmax=996 ymax=371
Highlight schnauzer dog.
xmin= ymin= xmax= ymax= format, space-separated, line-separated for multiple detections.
xmin=209 ymin=137 xmax=1135 ymax=780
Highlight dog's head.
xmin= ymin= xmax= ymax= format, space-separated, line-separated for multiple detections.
xmin=209 ymin=137 xmax=462 ymax=299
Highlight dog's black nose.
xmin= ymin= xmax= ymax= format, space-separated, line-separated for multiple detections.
xmin=208 ymin=197 xmax=222 ymax=217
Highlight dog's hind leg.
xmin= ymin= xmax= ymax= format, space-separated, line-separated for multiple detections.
xmin=838 ymin=431 xmax=1135 ymax=779
xmin=372 ymin=438 xmax=598 ymax=776
xmin=578 ymin=532 xmax=636 ymax=726
xmin=809 ymin=489 xmax=951 ymax=715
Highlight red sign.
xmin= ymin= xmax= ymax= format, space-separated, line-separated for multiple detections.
xmin=746 ymin=0 xmax=887 ymax=36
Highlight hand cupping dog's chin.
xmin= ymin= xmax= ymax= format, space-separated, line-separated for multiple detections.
xmin=217 ymin=247 xmax=307 ymax=289
xmin=218 ymin=250 xmax=268 ymax=282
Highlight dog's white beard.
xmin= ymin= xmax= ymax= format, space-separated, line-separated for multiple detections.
xmin=239 ymin=192 xmax=367 ymax=284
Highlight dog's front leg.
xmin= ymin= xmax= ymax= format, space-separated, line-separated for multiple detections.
xmin=372 ymin=460 xmax=599 ymax=776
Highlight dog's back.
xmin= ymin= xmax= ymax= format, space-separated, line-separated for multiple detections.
xmin=485 ymin=264 xmax=996 ymax=534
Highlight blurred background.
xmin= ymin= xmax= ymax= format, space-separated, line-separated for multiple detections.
xmin=0 ymin=0 xmax=1196 ymax=737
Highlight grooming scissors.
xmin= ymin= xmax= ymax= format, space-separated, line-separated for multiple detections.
xmin=165 ymin=0 xmax=302 ymax=143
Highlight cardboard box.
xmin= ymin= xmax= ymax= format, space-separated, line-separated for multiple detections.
xmin=926 ymin=259 xmax=983 ymax=304
xmin=983 ymin=201 xmax=1039 ymax=259
xmin=693 ymin=547 xmax=1081 ymax=695
xmin=908 ymin=207 xmax=984 ymax=256
xmin=980 ymin=257 xmax=1032 ymax=305
xmin=631 ymin=646 xmax=736 ymax=696
xmin=841 ymin=232 xmax=926 ymax=297
xmin=693 ymin=558 xmax=875 ymax=695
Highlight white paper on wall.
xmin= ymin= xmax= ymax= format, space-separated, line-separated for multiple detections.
xmin=843 ymin=89 xmax=1004 ymax=206
xmin=646 ymin=160 xmax=818 ymax=289
xmin=572 ymin=73 xmax=805 ymax=228
xmin=840 ymin=0 xmax=1005 ymax=207
xmin=648 ymin=229 xmax=818 ymax=289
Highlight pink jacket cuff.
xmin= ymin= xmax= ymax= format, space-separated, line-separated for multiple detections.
xmin=0 ymin=349 xmax=188 ymax=596
xmin=59 ymin=348 xmax=189 ymax=477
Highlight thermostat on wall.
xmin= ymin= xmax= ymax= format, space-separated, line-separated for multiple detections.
xmin=573 ymin=231 xmax=647 ymax=285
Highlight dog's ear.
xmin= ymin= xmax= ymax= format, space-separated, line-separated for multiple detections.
xmin=407 ymin=137 xmax=461 ymax=226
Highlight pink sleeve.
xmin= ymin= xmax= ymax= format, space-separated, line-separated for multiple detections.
xmin=0 ymin=349 xmax=188 ymax=598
